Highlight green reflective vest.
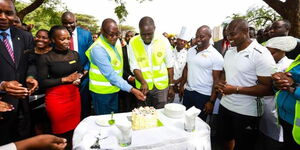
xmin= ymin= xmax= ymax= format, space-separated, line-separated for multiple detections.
xmin=129 ymin=35 xmax=169 ymax=90
xmin=86 ymin=37 xmax=123 ymax=94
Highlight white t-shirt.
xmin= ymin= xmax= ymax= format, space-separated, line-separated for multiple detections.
xmin=220 ymin=40 xmax=276 ymax=117
xmin=186 ymin=45 xmax=224 ymax=95
xmin=173 ymin=48 xmax=188 ymax=80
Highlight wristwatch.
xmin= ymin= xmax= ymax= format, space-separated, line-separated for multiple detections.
xmin=236 ymin=86 xmax=239 ymax=94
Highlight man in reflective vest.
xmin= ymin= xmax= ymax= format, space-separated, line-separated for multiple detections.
xmin=86 ymin=18 xmax=145 ymax=115
xmin=127 ymin=16 xmax=175 ymax=109
xmin=273 ymin=54 xmax=300 ymax=149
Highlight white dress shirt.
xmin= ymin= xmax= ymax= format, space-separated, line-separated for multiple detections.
xmin=72 ymin=27 xmax=79 ymax=52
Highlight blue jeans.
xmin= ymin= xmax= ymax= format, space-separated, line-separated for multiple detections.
xmin=91 ymin=92 xmax=118 ymax=115
xmin=183 ymin=90 xmax=210 ymax=121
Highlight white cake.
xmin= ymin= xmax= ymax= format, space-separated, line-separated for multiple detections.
xmin=164 ymin=103 xmax=186 ymax=118
xmin=132 ymin=106 xmax=158 ymax=130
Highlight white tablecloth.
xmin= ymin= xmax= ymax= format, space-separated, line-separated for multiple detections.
xmin=73 ymin=109 xmax=211 ymax=150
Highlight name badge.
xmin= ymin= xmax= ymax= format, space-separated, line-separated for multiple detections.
xmin=69 ymin=60 xmax=76 ymax=64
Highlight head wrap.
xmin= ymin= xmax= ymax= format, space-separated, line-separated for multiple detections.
xmin=266 ymin=36 xmax=297 ymax=52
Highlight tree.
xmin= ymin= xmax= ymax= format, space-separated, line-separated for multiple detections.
xmin=16 ymin=0 xmax=45 ymax=21
xmin=119 ymin=25 xmax=135 ymax=32
xmin=15 ymin=1 xmax=99 ymax=35
xmin=226 ymin=6 xmax=281 ymax=30
xmin=15 ymin=0 xmax=65 ymax=34
xmin=75 ymin=13 xmax=100 ymax=34
xmin=114 ymin=0 xmax=128 ymax=24
xmin=263 ymin=0 xmax=300 ymax=37
xmin=113 ymin=0 xmax=152 ymax=31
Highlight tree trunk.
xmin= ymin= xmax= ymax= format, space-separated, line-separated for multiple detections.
xmin=16 ymin=0 xmax=45 ymax=21
xmin=263 ymin=0 xmax=300 ymax=38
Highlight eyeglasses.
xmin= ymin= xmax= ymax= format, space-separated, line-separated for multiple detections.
xmin=103 ymin=30 xmax=121 ymax=38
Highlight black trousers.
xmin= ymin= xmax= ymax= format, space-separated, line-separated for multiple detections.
xmin=80 ymin=78 xmax=92 ymax=119
xmin=279 ymin=117 xmax=300 ymax=150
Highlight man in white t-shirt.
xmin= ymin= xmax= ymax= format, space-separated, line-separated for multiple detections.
xmin=179 ymin=25 xmax=224 ymax=121
xmin=215 ymin=19 xmax=276 ymax=150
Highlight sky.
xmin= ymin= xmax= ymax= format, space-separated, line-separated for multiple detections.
xmin=59 ymin=0 xmax=266 ymax=35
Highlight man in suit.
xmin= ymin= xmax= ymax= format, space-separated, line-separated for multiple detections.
xmin=0 ymin=0 xmax=38 ymax=145
xmin=61 ymin=11 xmax=93 ymax=119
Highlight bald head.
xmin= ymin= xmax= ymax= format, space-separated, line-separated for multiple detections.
xmin=62 ymin=11 xmax=75 ymax=19
xmin=228 ymin=19 xmax=249 ymax=33
xmin=195 ymin=25 xmax=212 ymax=50
xmin=102 ymin=18 xmax=117 ymax=31
xmin=196 ymin=25 xmax=212 ymax=38
xmin=101 ymin=18 xmax=119 ymax=45
xmin=227 ymin=19 xmax=252 ymax=49
xmin=139 ymin=16 xmax=155 ymax=28
xmin=139 ymin=16 xmax=156 ymax=45
xmin=61 ymin=11 xmax=77 ymax=33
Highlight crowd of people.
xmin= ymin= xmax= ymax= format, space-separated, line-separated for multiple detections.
xmin=0 ymin=0 xmax=300 ymax=149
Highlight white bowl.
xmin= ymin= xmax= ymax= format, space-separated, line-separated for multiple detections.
xmin=164 ymin=103 xmax=186 ymax=118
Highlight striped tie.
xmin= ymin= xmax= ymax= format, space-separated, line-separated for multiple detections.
xmin=0 ymin=32 xmax=15 ymax=62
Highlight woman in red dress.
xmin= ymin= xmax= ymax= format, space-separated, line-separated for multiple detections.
xmin=38 ymin=25 xmax=83 ymax=149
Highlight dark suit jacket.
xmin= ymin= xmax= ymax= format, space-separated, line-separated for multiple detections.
xmin=0 ymin=26 xmax=34 ymax=145
xmin=213 ymin=39 xmax=223 ymax=54
xmin=213 ymin=39 xmax=229 ymax=57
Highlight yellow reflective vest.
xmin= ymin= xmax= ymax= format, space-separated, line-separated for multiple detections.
xmin=287 ymin=55 xmax=300 ymax=145
xmin=276 ymin=54 xmax=300 ymax=144
xmin=86 ymin=36 xmax=123 ymax=94
xmin=129 ymin=35 xmax=169 ymax=90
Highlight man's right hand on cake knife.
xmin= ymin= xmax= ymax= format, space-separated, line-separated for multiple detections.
xmin=131 ymin=88 xmax=146 ymax=101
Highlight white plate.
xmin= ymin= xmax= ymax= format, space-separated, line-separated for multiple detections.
xmin=95 ymin=118 xmax=111 ymax=127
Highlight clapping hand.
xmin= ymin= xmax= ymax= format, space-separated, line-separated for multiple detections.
xmin=1 ymin=81 xmax=28 ymax=99
xmin=26 ymin=77 xmax=39 ymax=95
xmin=62 ymin=71 xmax=82 ymax=85
xmin=215 ymin=80 xmax=236 ymax=95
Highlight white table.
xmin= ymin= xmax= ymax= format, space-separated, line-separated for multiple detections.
xmin=73 ymin=109 xmax=211 ymax=150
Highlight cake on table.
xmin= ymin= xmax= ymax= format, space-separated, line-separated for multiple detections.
xmin=132 ymin=106 xmax=158 ymax=130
